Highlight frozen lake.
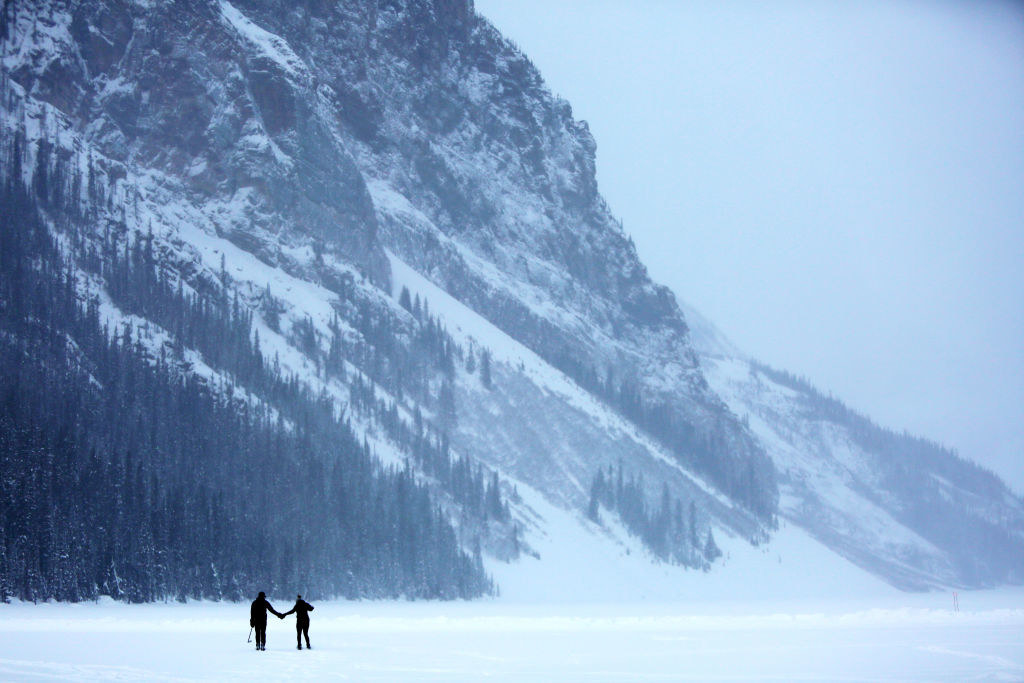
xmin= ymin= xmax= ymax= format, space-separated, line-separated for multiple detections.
xmin=1 ymin=590 xmax=1023 ymax=681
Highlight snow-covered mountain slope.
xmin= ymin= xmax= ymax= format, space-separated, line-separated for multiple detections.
xmin=1 ymin=0 xmax=1021 ymax=599
xmin=684 ymin=303 xmax=1024 ymax=590
xmin=488 ymin=479 xmax=896 ymax=603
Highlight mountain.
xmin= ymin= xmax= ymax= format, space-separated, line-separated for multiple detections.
xmin=681 ymin=301 xmax=1024 ymax=590
xmin=0 ymin=0 xmax=1021 ymax=601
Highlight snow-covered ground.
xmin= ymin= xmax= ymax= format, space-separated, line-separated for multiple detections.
xmin=1 ymin=588 xmax=1022 ymax=682
xmin=0 ymin=471 xmax=1019 ymax=681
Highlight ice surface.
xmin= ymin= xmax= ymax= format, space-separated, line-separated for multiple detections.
xmin=1 ymin=590 xmax=1022 ymax=681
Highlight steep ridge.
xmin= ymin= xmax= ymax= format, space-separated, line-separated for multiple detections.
xmin=1 ymin=0 xmax=773 ymax=551
xmin=209 ymin=0 xmax=777 ymax=519
xmin=680 ymin=302 xmax=1024 ymax=590
xmin=0 ymin=0 xmax=1020 ymax=596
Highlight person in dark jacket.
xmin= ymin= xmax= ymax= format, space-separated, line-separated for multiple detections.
xmin=250 ymin=591 xmax=284 ymax=651
xmin=281 ymin=594 xmax=315 ymax=650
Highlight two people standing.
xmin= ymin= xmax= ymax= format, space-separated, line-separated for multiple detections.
xmin=249 ymin=592 xmax=315 ymax=651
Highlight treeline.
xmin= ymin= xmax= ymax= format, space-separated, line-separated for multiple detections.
xmin=281 ymin=268 xmax=513 ymax=533
xmin=587 ymin=465 xmax=720 ymax=569
xmin=750 ymin=360 xmax=1024 ymax=584
xmin=322 ymin=284 xmax=492 ymax=421
xmin=87 ymin=196 xmax=513 ymax=539
xmin=750 ymin=360 xmax=1005 ymax=496
xmin=555 ymin=350 xmax=776 ymax=521
xmin=348 ymin=372 xmax=510 ymax=525
xmin=0 ymin=173 xmax=493 ymax=603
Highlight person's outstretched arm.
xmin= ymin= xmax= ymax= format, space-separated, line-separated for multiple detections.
xmin=281 ymin=604 xmax=296 ymax=618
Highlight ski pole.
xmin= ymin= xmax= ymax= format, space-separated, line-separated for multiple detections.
xmin=248 ymin=627 xmax=253 ymax=643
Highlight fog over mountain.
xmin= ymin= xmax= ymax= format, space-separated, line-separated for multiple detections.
xmin=0 ymin=0 xmax=1021 ymax=603
xmin=476 ymin=0 xmax=1024 ymax=495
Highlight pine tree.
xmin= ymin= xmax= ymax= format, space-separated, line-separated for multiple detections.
xmin=704 ymin=528 xmax=721 ymax=562
xmin=480 ymin=348 xmax=492 ymax=389
xmin=587 ymin=486 xmax=600 ymax=522
xmin=438 ymin=379 xmax=457 ymax=431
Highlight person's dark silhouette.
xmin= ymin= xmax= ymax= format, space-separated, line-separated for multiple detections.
xmin=249 ymin=591 xmax=284 ymax=651
xmin=282 ymin=594 xmax=315 ymax=650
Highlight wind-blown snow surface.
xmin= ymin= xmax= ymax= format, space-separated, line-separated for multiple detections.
xmin=1 ymin=590 xmax=1023 ymax=681
xmin=2 ymin=520 xmax=1019 ymax=681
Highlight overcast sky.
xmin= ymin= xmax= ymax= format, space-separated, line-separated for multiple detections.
xmin=475 ymin=0 xmax=1024 ymax=493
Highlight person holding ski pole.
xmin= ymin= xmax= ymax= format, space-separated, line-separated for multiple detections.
xmin=281 ymin=594 xmax=315 ymax=650
xmin=249 ymin=591 xmax=284 ymax=651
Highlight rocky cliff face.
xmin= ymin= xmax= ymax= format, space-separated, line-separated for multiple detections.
xmin=2 ymin=0 xmax=1020 ymax=592
xmin=4 ymin=0 xmax=387 ymax=283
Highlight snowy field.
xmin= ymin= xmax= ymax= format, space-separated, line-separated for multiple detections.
xmin=1 ymin=590 xmax=1023 ymax=682
xmin=2 ymin=520 xmax=1022 ymax=681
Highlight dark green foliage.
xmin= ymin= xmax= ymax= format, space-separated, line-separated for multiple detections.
xmin=322 ymin=284 xmax=512 ymax=529
xmin=438 ymin=380 xmax=456 ymax=430
xmin=556 ymin=350 xmax=776 ymax=521
xmin=587 ymin=465 xmax=709 ymax=568
xmin=345 ymin=372 xmax=509 ymax=525
xmin=703 ymin=528 xmax=721 ymax=563
xmin=479 ymin=348 xmax=492 ymax=389
xmin=0 ymin=176 xmax=493 ymax=602
xmin=326 ymin=288 xmax=460 ymax=411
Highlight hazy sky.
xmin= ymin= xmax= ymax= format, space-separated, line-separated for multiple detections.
xmin=475 ymin=0 xmax=1024 ymax=493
